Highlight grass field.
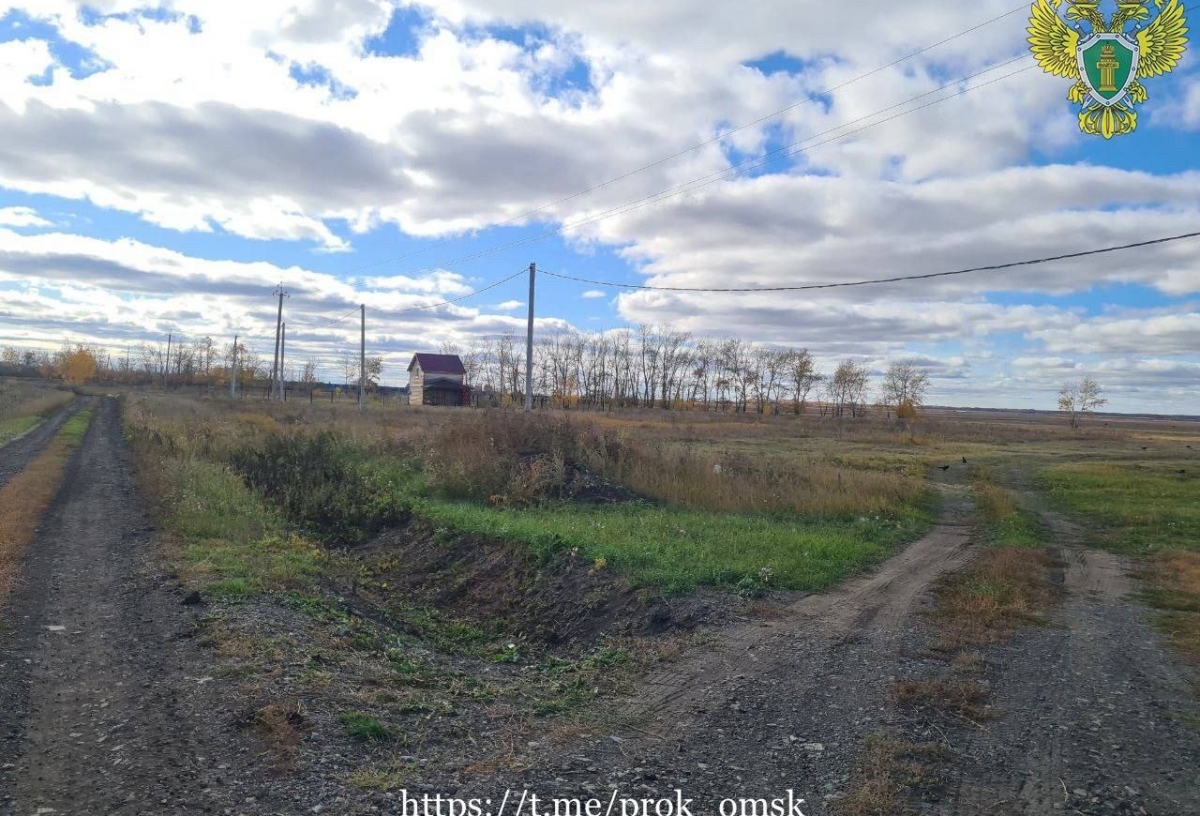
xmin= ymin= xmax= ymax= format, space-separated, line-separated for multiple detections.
xmin=0 ymin=378 xmax=74 ymax=445
xmin=125 ymin=394 xmax=947 ymax=596
xmin=1043 ymin=460 xmax=1200 ymax=659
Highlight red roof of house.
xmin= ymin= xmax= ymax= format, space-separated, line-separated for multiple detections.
xmin=408 ymin=353 xmax=466 ymax=375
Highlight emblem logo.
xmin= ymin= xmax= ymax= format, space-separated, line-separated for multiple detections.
xmin=1029 ymin=0 xmax=1188 ymax=138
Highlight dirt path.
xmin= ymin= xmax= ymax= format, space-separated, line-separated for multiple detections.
xmin=0 ymin=397 xmax=86 ymax=489
xmin=938 ymin=510 xmax=1200 ymax=816
xmin=458 ymin=472 xmax=978 ymax=811
xmin=0 ymin=398 xmax=282 ymax=815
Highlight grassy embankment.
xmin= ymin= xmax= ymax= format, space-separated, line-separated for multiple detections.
xmin=0 ymin=409 xmax=93 ymax=602
xmin=1044 ymin=460 xmax=1200 ymax=659
xmin=0 ymin=379 xmax=74 ymax=445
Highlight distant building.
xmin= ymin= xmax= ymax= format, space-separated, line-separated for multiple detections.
xmin=407 ymin=353 xmax=471 ymax=406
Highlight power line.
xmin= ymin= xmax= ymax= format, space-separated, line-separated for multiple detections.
xmin=372 ymin=57 xmax=1034 ymax=275
xmin=393 ymin=268 xmax=529 ymax=314
xmin=293 ymin=267 xmax=529 ymax=331
xmin=540 ymin=230 xmax=1200 ymax=292
xmin=330 ymin=3 xmax=1030 ymax=277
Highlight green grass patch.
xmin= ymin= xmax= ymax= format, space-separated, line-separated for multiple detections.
xmin=1042 ymin=463 xmax=1199 ymax=555
xmin=417 ymin=499 xmax=934 ymax=594
xmin=0 ymin=415 xmax=42 ymax=446
xmin=340 ymin=710 xmax=392 ymax=743
xmin=59 ymin=409 xmax=93 ymax=444
xmin=153 ymin=455 xmax=324 ymax=599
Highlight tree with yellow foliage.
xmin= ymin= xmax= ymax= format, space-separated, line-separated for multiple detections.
xmin=58 ymin=345 xmax=98 ymax=385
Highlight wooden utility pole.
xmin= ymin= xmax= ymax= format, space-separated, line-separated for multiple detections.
xmin=280 ymin=322 xmax=287 ymax=402
xmin=270 ymin=283 xmax=287 ymax=401
xmin=358 ymin=304 xmax=366 ymax=413
xmin=524 ymin=262 xmax=536 ymax=411
xmin=230 ymin=335 xmax=238 ymax=400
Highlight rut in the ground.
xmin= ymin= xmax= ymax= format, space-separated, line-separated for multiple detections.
xmin=0 ymin=398 xmax=282 ymax=816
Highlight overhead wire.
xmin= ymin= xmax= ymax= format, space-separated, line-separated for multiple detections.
xmin=331 ymin=3 xmax=1031 ymax=276
xmin=539 ymin=230 xmax=1200 ymax=292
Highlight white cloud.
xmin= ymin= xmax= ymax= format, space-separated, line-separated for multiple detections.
xmin=0 ymin=1 xmax=1196 ymax=409
xmin=0 ymin=206 xmax=51 ymax=227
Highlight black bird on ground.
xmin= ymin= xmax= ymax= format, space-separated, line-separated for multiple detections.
xmin=1178 ymin=469 xmax=1187 ymax=476
xmin=939 ymin=465 xmax=952 ymax=472
xmin=962 ymin=456 xmax=968 ymax=464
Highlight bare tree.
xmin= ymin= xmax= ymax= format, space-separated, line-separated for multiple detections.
xmin=301 ymin=360 xmax=319 ymax=384
xmin=830 ymin=359 xmax=870 ymax=418
xmin=1058 ymin=377 xmax=1107 ymax=428
xmin=882 ymin=360 xmax=931 ymax=419
xmin=784 ymin=348 xmax=821 ymax=414
xmin=339 ymin=350 xmax=358 ymax=389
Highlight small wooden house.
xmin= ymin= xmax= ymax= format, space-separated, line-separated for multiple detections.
xmin=407 ymin=353 xmax=471 ymax=406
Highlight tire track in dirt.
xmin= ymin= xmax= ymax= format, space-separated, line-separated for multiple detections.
xmin=459 ymin=472 xmax=978 ymax=811
xmin=0 ymin=397 xmax=86 ymax=490
xmin=941 ymin=510 xmax=1200 ymax=816
xmin=0 ymin=398 xmax=283 ymax=815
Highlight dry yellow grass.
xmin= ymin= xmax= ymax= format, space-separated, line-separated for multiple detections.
xmin=1148 ymin=550 xmax=1200 ymax=661
xmin=838 ymin=735 xmax=947 ymax=816
xmin=931 ymin=547 xmax=1057 ymax=650
xmin=0 ymin=410 xmax=92 ymax=602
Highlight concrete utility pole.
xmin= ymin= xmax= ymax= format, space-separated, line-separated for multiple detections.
xmin=280 ymin=322 xmax=287 ymax=402
xmin=270 ymin=283 xmax=287 ymax=401
xmin=164 ymin=332 xmax=172 ymax=390
xmin=230 ymin=335 xmax=238 ymax=401
xmin=524 ymin=262 xmax=536 ymax=412
xmin=358 ymin=304 xmax=366 ymax=413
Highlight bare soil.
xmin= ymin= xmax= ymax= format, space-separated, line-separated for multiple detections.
xmin=359 ymin=519 xmax=718 ymax=648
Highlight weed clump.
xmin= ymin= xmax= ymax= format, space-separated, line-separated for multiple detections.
xmin=232 ymin=432 xmax=417 ymax=545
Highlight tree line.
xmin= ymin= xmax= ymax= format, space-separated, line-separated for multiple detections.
xmin=0 ymin=340 xmax=385 ymax=393
xmin=442 ymin=325 xmax=932 ymax=416
xmin=2 ymin=327 xmax=935 ymax=416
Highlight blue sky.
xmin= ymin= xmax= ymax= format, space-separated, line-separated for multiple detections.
xmin=0 ymin=0 xmax=1197 ymax=409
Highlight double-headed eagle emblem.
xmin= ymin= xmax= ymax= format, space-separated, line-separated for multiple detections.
xmin=1029 ymin=0 xmax=1188 ymax=138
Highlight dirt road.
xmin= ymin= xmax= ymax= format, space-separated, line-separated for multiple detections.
xmin=0 ymin=398 xmax=282 ymax=815
xmin=937 ymin=511 xmax=1200 ymax=816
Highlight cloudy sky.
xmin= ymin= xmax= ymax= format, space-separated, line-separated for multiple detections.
xmin=0 ymin=0 xmax=1197 ymax=411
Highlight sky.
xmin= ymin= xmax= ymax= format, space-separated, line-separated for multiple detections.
xmin=0 ymin=0 xmax=1197 ymax=411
